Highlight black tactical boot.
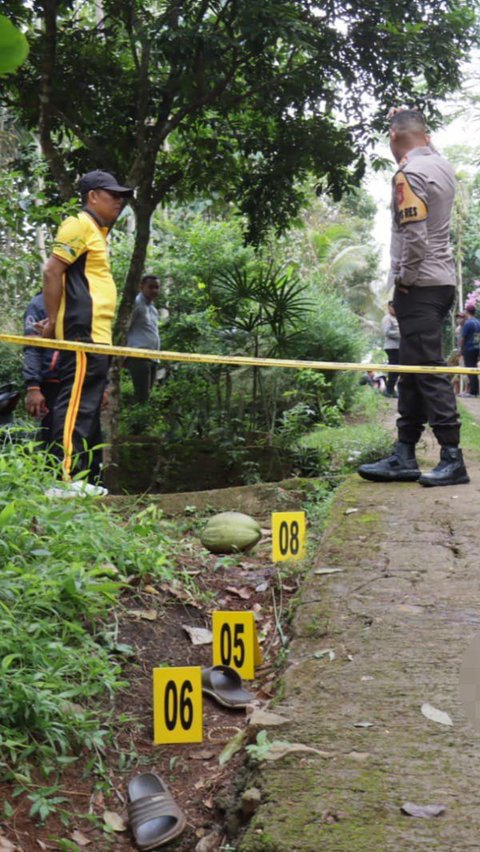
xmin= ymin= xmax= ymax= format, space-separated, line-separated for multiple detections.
xmin=358 ymin=442 xmax=420 ymax=483
xmin=418 ymin=447 xmax=470 ymax=487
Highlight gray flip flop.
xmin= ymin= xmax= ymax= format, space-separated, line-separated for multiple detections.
xmin=127 ymin=772 xmax=186 ymax=850
xmin=202 ymin=665 xmax=253 ymax=709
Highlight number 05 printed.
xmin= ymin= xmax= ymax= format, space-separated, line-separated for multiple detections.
xmin=153 ymin=666 xmax=203 ymax=744
xmin=212 ymin=611 xmax=262 ymax=680
xmin=272 ymin=511 xmax=306 ymax=562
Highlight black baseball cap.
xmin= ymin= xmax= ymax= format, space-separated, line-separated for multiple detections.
xmin=79 ymin=169 xmax=134 ymax=197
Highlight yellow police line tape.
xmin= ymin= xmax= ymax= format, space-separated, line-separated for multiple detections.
xmin=0 ymin=333 xmax=478 ymax=377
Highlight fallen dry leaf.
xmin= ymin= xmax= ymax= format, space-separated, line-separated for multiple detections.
xmin=0 ymin=836 xmax=17 ymax=852
xmin=314 ymin=568 xmax=344 ymax=575
xmin=159 ymin=583 xmax=202 ymax=608
xmin=226 ymin=586 xmax=252 ymax=600
xmin=313 ymin=648 xmax=335 ymax=661
xmin=421 ymin=703 xmax=453 ymax=727
xmin=262 ymin=742 xmax=335 ymax=761
xmin=127 ymin=608 xmax=157 ymax=621
xmin=102 ymin=810 xmax=127 ymax=832
xmin=91 ymin=790 xmax=105 ymax=809
xmin=143 ymin=584 xmax=160 ymax=595
xmin=71 ymin=830 xmax=92 ymax=846
xmin=182 ymin=625 xmax=213 ymax=645
xmin=344 ymin=508 xmax=359 ymax=515
xmin=248 ymin=709 xmax=290 ymax=729
xmin=190 ymin=749 xmax=215 ymax=760
xmin=401 ymin=802 xmax=446 ymax=818
xmin=219 ymin=730 xmax=246 ymax=765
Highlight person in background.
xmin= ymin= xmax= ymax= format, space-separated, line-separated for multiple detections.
xmin=381 ymin=300 xmax=400 ymax=397
xmin=41 ymin=169 xmax=134 ymax=493
xmin=126 ymin=274 xmax=161 ymax=403
xmin=460 ymin=305 xmax=480 ymax=397
xmin=23 ymin=291 xmax=60 ymax=447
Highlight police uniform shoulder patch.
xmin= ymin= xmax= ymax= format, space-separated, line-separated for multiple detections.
xmin=394 ymin=172 xmax=428 ymax=224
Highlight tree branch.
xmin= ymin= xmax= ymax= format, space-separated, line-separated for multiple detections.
xmin=38 ymin=0 xmax=74 ymax=200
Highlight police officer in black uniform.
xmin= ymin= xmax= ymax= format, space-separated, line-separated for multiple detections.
xmin=359 ymin=109 xmax=469 ymax=487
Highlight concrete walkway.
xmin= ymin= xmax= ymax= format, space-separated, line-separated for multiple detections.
xmin=238 ymin=404 xmax=480 ymax=851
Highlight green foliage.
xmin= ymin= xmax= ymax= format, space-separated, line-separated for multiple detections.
xmin=0 ymin=16 xmax=29 ymax=76
xmin=300 ymin=387 xmax=392 ymax=474
xmin=0 ymin=341 xmax=23 ymax=387
xmin=0 ymin=443 xmax=173 ymax=777
xmin=1 ymin=0 xmax=476 ymax=336
xmin=114 ymin=209 xmax=371 ymax=450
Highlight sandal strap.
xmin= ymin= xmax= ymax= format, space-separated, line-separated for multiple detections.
xmin=128 ymin=793 xmax=183 ymax=832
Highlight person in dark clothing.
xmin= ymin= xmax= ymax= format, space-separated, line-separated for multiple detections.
xmin=460 ymin=306 xmax=480 ymax=397
xmin=358 ymin=108 xmax=468 ymax=487
xmin=381 ymin=301 xmax=400 ymax=397
xmin=23 ymin=292 xmax=60 ymax=447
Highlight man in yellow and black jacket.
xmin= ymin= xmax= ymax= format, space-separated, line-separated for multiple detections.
xmin=41 ymin=169 xmax=133 ymax=484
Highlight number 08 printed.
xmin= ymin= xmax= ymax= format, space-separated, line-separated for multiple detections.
xmin=272 ymin=511 xmax=306 ymax=562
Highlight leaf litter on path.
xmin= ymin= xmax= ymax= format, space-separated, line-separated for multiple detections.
xmin=182 ymin=625 xmax=213 ymax=645
xmin=102 ymin=810 xmax=127 ymax=832
xmin=421 ymin=702 xmax=453 ymax=726
xmin=401 ymin=802 xmax=446 ymax=818
xmin=314 ymin=567 xmax=344 ymax=575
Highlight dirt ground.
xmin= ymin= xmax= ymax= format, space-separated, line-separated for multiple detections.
xmin=0 ymin=484 xmax=313 ymax=851
xmin=237 ymin=400 xmax=480 ymax=851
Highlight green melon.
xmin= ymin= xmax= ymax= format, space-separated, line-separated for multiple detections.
xmin=200 ymin=511 xmax=262 ymax=554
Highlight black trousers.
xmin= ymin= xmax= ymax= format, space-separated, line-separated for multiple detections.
xmin=125 ymin=357 xmax=157 ymax=403
xmin=392 ymin=285 xmax=460 ymax=447
xmin=385 ymin=349 xmax=400 ymax=394
xmin=37 ymin=381 xmax=60 ymax=448
xmin=51 ymin=351 xmax=108 ymax=481
xmin=464 ymin=349 xmax=479 ymax=396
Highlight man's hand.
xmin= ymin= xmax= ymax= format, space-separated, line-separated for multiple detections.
xmin=25 ymin=388 xmax=48 ymax=418
xmin=34 ymin=317 xmax=56 ymax=339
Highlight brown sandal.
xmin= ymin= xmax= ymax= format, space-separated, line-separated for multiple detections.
xmin=128 ymin=772 xmax=186 ymax=850
xmin=202 ymin=665 xmax=253 ymax=709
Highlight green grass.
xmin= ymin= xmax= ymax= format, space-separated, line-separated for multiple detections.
xmin=458 ymin=402 xmax=480 ymax=455
xmin=300 ymin=420 xmax=392 ymax=474
xmin=0 ymin=442 xmax=177 ymax=787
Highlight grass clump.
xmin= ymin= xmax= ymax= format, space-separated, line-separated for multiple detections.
xmin=0 ymin=443 xmax=174 ymax=781
xmin=457 ymin=402 xmax=480 ymax=456
xmin=300 ymin=388 xmax=392 ymax=474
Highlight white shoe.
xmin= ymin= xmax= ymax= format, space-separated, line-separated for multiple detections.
xmin=45 ymin=481 xmax=109 ymax=499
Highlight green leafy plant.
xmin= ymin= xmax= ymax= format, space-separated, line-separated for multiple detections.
xmin=0 ymin=443 xmax=175 ymax=782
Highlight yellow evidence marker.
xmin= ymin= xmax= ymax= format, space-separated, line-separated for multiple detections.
xmin=271 ymin=511 xmax=306 ymax=562
xmin=212 ymin=611 xmax=263 ymax=680
xmin=153 ymin=666 xmax=203 ymax=745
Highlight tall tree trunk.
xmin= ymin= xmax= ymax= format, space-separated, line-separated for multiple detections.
xmin=105 ymin=196 xmax=154 ymax=490
xmin=114 ymin=196 xmax=154 ymax=341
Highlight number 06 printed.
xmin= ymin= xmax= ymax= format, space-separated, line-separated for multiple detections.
xmin=271 ymin=511 xmax=306 ymax=562
xmin=153 ymin=666 xmax=203 ymax=744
